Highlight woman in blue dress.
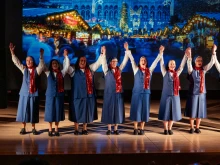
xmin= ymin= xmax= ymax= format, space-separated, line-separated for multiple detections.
xmin=185 ymin=45 xmax=216 ymax=134
xmin=9 ymin=43 xmax=44 ymax=135
xmin=68 ymin=46 xmax=106 ymax=135
xmin=158 ymin=48 xmax=188 ymax=135
xmin=126 ymin=43 xmax=164 ymax=135
xmin=44 ymin=49 xmax=70 ymax=136
xmin=101 ymin=42 xmax=129 ymax=135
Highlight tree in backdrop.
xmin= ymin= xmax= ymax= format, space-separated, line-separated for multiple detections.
xmin=119 ymin=2 xmax=129 ymax=32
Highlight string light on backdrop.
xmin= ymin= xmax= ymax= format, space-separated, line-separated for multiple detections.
xmin=163 ymin=0 xmax=171 ymax=6
xmin=92 ymin=0 xmax=103 ymax=14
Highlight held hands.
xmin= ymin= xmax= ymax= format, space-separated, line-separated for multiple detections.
xmin=212 ymin=44 xmax=217 ymax=55
xmin=63 ymin=49 xmax=68 ymax=57
xmin=159 ymin=45 xmax=165 ymax=55
xmin=101 ymin=46 xmax=106 ymax=56
xmin=9 ymin=43 xmax=15 ymax=55
xmin=124 ymin=42 xmax=129 ymax=51
xmin=40 ymin=48 xmax=44 ymax=59
xmin=185 ymin=47 xmax=192 ymax=58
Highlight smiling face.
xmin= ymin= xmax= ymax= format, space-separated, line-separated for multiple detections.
xmin=110 ymin=58 xmax=118 ymax=68
xmin=139 ymin=57 xmax=147 ymax=68
xmin=195 ymin=56 xmax=203 ymax=67
xmin=79 ymin=57 xmax=87 ymax=69
xmin=51 ymin=60 xmax=59 ymax=70
xmin=168 ymin=60 xmax=176 ymax=71
xmin=26 ymin=56 xmax=34 ymax=68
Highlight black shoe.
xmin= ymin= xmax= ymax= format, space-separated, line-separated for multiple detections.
xmin=133 ymin=129 xmax=138 ymax=135
xmin=195 ymin=128 xmax=201 ymax=134
xmin=164 ymin=130 xmax=168 ymax=135
xmin=139 ymin=129 xmax=144 ymax=135
xmin=114 ymin=130 xmax=120 ymax=135
xmin=48 ymin=131 xmax=53 ymax=137
xmin=20 ymin=128 xmax=26 ymax=135
xmin=168 ymin=130 xmax=173 ymax=135
xmin=189 ymin=128 xmax=194 ymax=134
xmin=106 ymin=130 xmax=111 ymax=135
xmin=55 ymin=131 xmax=60 ymax=136
xmin=82 ymin=130 xmax=88 ymax=135
xmin=32 ymin=129 xmax=38 ymax=135
xmin=74 ymin=130 xmax=79 ymax=135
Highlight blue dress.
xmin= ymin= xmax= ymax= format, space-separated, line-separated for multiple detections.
xmin=69 ymin=69 xmax=98 ymax=123
xmin=101 ymin=69 xmax=125 ymax=124
xmin=44 ymin=72 xmax=65 ymax=122
xmin=184 ymin=70 xmax=207 ymax=118
xmin=158 ymin=72 xmax=182 ymax=121
xmin=16 ymin=68 xmax=40 ymax=123
xmin=130 ymin=69 xmax=151 ymax=122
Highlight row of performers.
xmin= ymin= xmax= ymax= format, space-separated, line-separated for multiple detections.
xmin=8 ymin=43 xmax=218 ymax=136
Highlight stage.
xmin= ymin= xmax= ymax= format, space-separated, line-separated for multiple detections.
xmin=0 ymin=99 xmax=220 ymax=165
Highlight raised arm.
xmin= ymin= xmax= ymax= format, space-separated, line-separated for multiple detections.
xmin=101 ymin=46 xmax=108 ymax=76
xmin=61 ymin=49 xmax=70 ymax=77
xmin=124 ymin=42 xmax=138 ymax=74
xmin=119 ymin=42 xmax=129 ymax=71
xmin=160 ymin=55 xmax=166 ymax=77
xmin=186 ymin=48 xmax=193 ymax=74
xmin=213 ymin=45 xmax=220 ymax=72
xmin=9 ymin=43 xmax=26 ymax=73
xmin=149 ymin=45 xmax=164 ymax=73
xmin=176 ymin=53 xmax=187 ymax=76
xmin=36 ymin=48 xmax=45 ymax=75
xmin=89 ymin=46 xmax=106 ymax=72
xmin=204 ymin=44 xmax=217 ymax=72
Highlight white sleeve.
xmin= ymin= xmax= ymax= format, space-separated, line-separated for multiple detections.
xmin=126 ymin=50 xmax=138 ymax=74
xmin=67 ymin=65 xmax=75 ymax=77
xmin=119 ymin=53 xmax=129 ymax=71
xmin=149 ymin=53 xmax=162 ymax=73
xmin=36 ymin=58 xmax=45 ymax=75
xmin=177 ymin=55 xmax=187 ymax=76
xmin=160 ymin=56 xmax=166 ymax=77
xmin=187 ymin=58 xmax=193 ymax=74
xmin=11 ymin=54 xmax=25 ymax=74
xmin=203 ymin=54 xmax=215 ymax=72
xmin=61 ymin=56 xmax=70 ymax=77
xmin=101 ymin=55 xmax=108 ymax=76
xmin=214 ymin=54 xmax=220 ymax=73
xmin=89 ymin=54 xmax=103 ymax=72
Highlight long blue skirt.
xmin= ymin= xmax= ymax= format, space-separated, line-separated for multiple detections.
xmin=101 ymin=93 xmax=125 ymax=124
xmin=158 ymin=94 xmax=182 ymax=121
xmin=130 ymin=93 xmax=150 ymax=122
xmin=45 ymin=96 xmax=65 ymax=122
xmin=69 ymin=96 xmax=98 ymax=123
xmin=16 ymin=96 xmax=39 ymax=123
xmin=184 ymin=94 xmax=207 ymax=118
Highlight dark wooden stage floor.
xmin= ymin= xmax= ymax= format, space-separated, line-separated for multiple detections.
xmin=0 ymin=99 xmax=220 ymax=165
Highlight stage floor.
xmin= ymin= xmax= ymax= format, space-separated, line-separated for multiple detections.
xmin=0 ymin=99 xmax=220 ymax=165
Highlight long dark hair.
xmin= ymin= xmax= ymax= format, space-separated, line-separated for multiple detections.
xmin=75 ymin=56 xmax=89 ymax=70
xmin=48 ymin=59 xmax=61 ymax=72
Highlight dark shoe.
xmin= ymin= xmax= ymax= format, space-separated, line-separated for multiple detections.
xmin=82 ymin=130 xmax=88 ymax=135
xmin=55 ymin=131 xmax=60 ymax=136
xmin=106 ymin=130 xmax=111 ymax=135
xmin=195 ymin=128 xmax=201 ymax=134
xmin=168 ymin=130 xmax=173 ymax=135
xmin=189 ymin=128 xmax=194 ymax=134
xmin=48 ymin=131 xmax=53 ymax=137
xmin=133 ymin=129 xmax=138 ymax=135
xmin=32 ymin=129 xmax=38 ymax=135
xmin=20 ymin=128 xmax=26 ymax=135
xmin=114 ymin=130 xmax=120 ymax=135
xmin=164 ymin=130 xmax=168 ymax=135
xmin=139 ymin=129 xmax=145 ymax=135
xmin=74 ymin=130 xmax=79 ymax=135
